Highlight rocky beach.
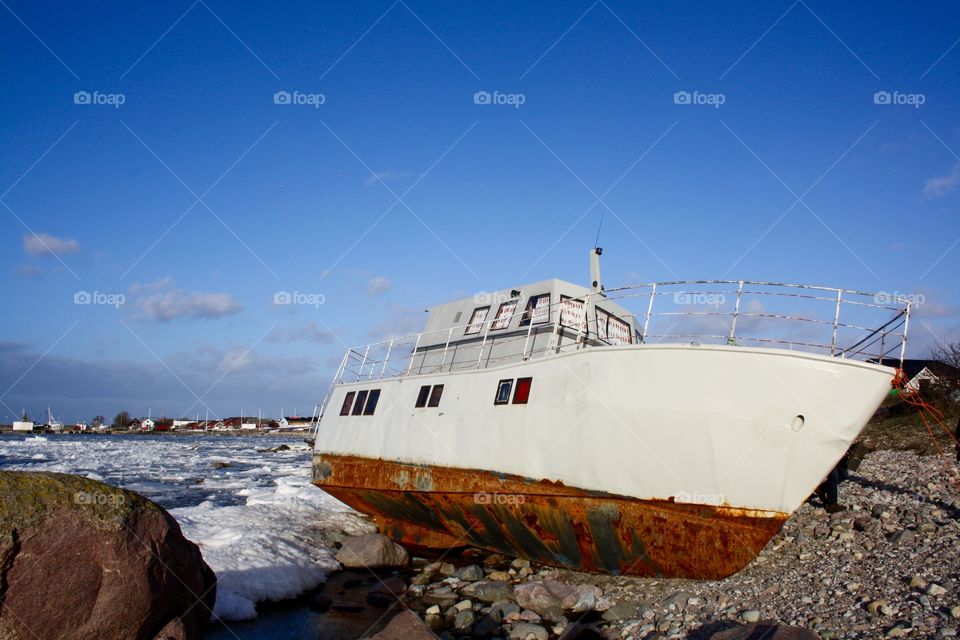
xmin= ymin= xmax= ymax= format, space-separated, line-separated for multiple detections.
xmin=313 ymin=447 xmax=960 ymax=640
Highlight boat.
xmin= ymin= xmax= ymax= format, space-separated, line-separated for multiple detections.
xmin=311 ymin=249 xmax=910 ymax=578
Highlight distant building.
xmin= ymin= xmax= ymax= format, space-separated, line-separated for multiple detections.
xmin=900 ymin=359 xmax=959 ymax=392
xmin=12 ymin=421 xmax=34 ymax=432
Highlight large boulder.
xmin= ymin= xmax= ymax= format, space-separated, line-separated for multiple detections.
xmin=335 ymin=533 xmax=409 ymax=569
xmin=0 ymin=471 xmax=216 ymax=640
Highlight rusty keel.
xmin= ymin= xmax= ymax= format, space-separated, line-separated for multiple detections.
xmin=312 ymin=454 xmax=788 ymax=579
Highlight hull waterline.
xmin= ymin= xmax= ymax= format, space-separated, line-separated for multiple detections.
xmin=313 ymin=454 xmax=788 ymax=579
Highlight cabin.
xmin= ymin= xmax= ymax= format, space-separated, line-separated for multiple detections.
xmin=404 ymin=277 xmax=636 ymax=377
xmin=12 ymin=421 xmax=34 ymax=432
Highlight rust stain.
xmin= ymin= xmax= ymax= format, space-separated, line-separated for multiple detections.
xmin=312 ymin=453 xmax=787 ymax=579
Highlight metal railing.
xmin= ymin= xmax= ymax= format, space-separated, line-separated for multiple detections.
xmin=329 ymin=281 xmax=910 ymax=387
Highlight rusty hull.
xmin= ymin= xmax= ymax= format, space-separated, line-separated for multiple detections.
xmin=312 ymin=454 xmax=788 ymax=579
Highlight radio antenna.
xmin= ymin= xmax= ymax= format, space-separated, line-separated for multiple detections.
xmin=593 ymin=211 xmax=604 ymax=249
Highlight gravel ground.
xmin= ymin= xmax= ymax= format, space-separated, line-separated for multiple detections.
xmin=387 ymin=449 xmax=960 ymax=639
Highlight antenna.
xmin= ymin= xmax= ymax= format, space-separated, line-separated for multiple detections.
xmin=593 ymin=211 xmax=604 ymax=249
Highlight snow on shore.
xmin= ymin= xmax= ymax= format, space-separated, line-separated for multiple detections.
xmin=0 ymin=434 xmax=374 ymax=620
xmin=172 ymin=473 xmax=373 ymax=620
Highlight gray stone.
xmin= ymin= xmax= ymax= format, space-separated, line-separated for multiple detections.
xmin=514 ymin=580 xmax=579 ymax=614
xmin=335 ymin=533 xmax=409 ymax=569
xmin=601 ymin=600 xmax=641 ymax=621
xmin=473 ymin=580 xmax=516 ymax=604
xmin=455 ymin=564 xmax=485 ymax=582
xmin=452 ymin=608 xmax=475 ymax=633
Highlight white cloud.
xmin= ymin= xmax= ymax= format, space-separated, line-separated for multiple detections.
xmin=22 ymin=232 xmax=80 ymax=257
xmin=923 ymin=163 xmax=960 ymax=199
xmin=136 ymin=289 xmax=243 ymax=322
xmin=366 ymin=276 xmax=392 ymax=296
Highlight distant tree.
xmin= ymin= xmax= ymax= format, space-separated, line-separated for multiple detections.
xmin=21 ymin=412 xmax=30 ymax=422
xmin=931 ymin=340 xmax=960 ymax=371
xmin=112 ymin=411 xmax=131 ymax=429
xmin=91 ymin=415 xmax=105 ymax=428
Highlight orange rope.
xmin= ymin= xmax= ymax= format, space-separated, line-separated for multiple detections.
xmin=892 ymin=369 xmax=960 ymax=495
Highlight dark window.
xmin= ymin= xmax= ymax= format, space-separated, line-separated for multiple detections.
xmin=415 ymin=385 xmax=431 ymax=408
xmin=519 ymin=294 xmax=551 ymax=327
xmin=494 ymin=379 xmax=512 ymax=405
xmin=513 ymin=377 xmax=532 ymax=404
xmin=352 ymin=390 xmax=369 ymax=416
xmin=428 ymin=384 xmax=444 ymax=407
xmin=340 ymin=392 xmax=356 ymax=416
xmin=363 ymin=389 xmax=381 ymax=415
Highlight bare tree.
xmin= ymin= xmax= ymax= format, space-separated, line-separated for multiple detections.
xmin=930 ymin=339 xmax=960 ymax=388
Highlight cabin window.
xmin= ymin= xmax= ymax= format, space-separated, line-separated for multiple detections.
xmin=513 ymin=377 xmax=532 ymax=404
xmin=351 ymin=390 xmax=369 ymax=416
xmin=491 ymin=300 xmax=518 ymax=330
xmin=494 ymin=379 xmax=512 ymax=405
xmin=415 ymin=385 xmax=431 ymax=408
xmin=428 ymin=384 xmax=444 ymax=407
xmin=340 ymin=392 xmax=356 ymax=416
xmin=519 ymin=294 xmax=550 ymax=327
xmin=465 ymin=306 xmax=490 ymax=335
xmin=560 ymin=296 xmax=586 ymax=332
xmin=596 ymin=307 xmax=611 ymax=342
xmin=608 ymin=316 xmax=631 ymax=345
xmin=363 ymin=389 xmax=381 ymax=415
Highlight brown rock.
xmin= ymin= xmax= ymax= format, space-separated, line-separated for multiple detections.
xmin=369 ymin=610 xmax=435 ymax=639
xmin=0 ymin=471 xmax=215 ymax=640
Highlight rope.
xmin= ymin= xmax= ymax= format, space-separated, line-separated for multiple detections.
xmin=892 ymin=369 xmax=960 ymax=495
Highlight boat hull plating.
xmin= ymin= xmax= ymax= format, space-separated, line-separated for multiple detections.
xmin=313 ymin=454 xmax=788 ymax=579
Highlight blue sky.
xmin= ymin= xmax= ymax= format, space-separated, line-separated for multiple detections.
xmin=1 ymin=0 xmax=958 ymax=422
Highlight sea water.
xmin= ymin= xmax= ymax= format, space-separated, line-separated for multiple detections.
xmin=0 ymin=433 xmax=389 ymax=639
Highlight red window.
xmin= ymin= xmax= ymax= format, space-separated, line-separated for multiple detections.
xmin=340 ymin=392 xmax=356 ymax=416
xmin=513 ymin=377 xmax=532 ymax=404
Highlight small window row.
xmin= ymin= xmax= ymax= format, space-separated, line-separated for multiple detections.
xmin=415 ymin=384 xmax=444 ymax=408
xmin=494 ymin=377 xmax=532 ymax=405
xmin=464 ymin=294 xmax=551 ymax=335
xmin=340 ymin=389 xmax=381 ymax=416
